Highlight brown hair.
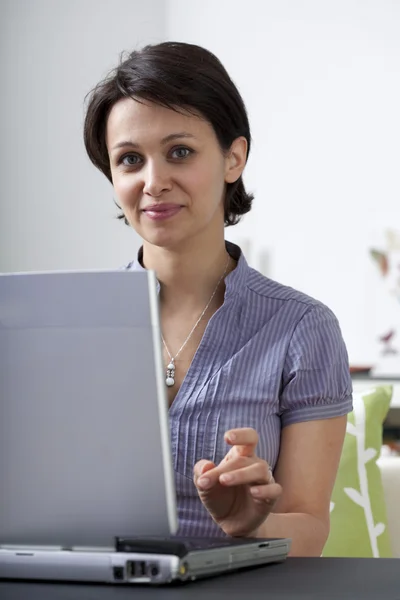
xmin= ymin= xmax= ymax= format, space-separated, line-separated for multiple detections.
xmin=84 ymin=41 xmax=253 ymax=226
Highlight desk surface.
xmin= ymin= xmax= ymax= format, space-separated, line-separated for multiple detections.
xmin=0 ymin=557 xmax=398 ymax=600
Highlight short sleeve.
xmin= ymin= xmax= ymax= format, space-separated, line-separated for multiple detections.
xmin=279 ymin=304 xmax=353 ymax=428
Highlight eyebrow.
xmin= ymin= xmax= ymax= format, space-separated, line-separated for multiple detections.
xmin=111 ymin=132 xmax=196 ymax=151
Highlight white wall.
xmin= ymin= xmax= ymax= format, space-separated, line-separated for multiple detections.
xmin=1 ymin=1 xmax=399 ymax=366
xmin=0 ymin=0 xmax=165 ymax=272
xmin=167 ymin=0 xmax=400 ymax=366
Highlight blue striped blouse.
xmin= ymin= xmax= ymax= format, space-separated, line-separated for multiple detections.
xmin=127 ymin=241 xmax=353 ymax=537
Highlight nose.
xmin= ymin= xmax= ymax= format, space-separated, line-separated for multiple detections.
xmin=142 ymin=159 xmax=172 ymax=197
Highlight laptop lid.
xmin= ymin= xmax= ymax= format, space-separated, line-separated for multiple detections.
xmin=0 ymin=269 xmax=177 ymax=550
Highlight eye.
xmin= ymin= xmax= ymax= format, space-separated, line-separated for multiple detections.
xmin=120 ymin=154 xmax=142 ymax=166
xmin=170 ymin=147 xmax=192 ymax=159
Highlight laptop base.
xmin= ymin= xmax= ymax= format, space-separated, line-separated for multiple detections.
xmin=0 ymin=537 xmax=290 ymax=585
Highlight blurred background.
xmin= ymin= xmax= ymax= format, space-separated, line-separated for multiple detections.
xmin=1 ymin=0 xmax=399 ymax=369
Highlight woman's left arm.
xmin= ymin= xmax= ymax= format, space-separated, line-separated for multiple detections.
xmin=257 ymin=415 xmax=347 ymax=556
xmin=195 ymin=304 xmax=351 ymax=552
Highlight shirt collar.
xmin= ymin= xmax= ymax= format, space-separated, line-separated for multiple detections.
xmin=125 ymin=240 xmax=250 ymax=298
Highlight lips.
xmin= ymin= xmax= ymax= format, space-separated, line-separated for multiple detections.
xmin=142 ymin=204 xmax=183 ymax=221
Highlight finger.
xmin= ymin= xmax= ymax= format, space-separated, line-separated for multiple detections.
xmin=249 ymin=482 xmax=282 ymax=505
xmin=224 ymin=428 xmax=259 ymax=457
xmin=197 ymin=455 xmax=256 ymax=491
xmin=219 ymin=461 xmax=271 ymax=487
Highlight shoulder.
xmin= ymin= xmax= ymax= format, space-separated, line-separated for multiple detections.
xmin=242 ymin=266 xmax=336 ymax=333
xmin=240 ymin=267 xmax=349 ymax=374
xmin=246 ymin=267 xmax=323 ymax=310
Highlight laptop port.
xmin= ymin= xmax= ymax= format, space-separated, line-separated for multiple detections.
xmin=126 ymin=560 xmax=147 ymax=578
xmin=148 ymin=562 xmax=160 ymax=577
xmin=113 ymin=566 xmax=124 ymax=581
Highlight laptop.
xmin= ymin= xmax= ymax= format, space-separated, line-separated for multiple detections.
xmin=0 ymin=269 xmax=290 ymax=584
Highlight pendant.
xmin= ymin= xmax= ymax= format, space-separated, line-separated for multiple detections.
xmin=166 ymin=360 xmax=175 ymax=387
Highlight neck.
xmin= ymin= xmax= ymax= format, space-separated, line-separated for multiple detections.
xmin=141 ymin=236 xmax=233 ymax=313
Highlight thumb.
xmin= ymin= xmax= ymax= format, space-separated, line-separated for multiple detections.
xmin=193 ymin=459 xmax=215 ymax=483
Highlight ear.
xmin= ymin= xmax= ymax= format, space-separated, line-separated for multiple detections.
xmin=224 ymin=136 xmax=248 ymax=183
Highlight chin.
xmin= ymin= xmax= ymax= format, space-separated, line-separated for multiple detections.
xmin=144 ymin=228 xmax=199 ymax=251
xmin=141 ymin=230 xmax=183 ymax=249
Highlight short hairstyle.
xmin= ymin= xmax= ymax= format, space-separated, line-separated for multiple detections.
xmin=84 ymin=41 xmax=253 ymax=226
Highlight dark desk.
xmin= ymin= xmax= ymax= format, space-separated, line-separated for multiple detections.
xmin=0 ymin=558 xmax=399 ymax=600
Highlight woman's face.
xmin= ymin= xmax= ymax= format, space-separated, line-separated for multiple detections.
xmin=106 ymin=98 xmax=246 ymax=250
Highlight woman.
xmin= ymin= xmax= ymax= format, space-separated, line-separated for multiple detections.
xmin=84 ymin=41 xmax=353 ymax=556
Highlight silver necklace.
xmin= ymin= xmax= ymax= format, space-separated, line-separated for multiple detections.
xmin=162 ymin=255 xmax=230 ymax=387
